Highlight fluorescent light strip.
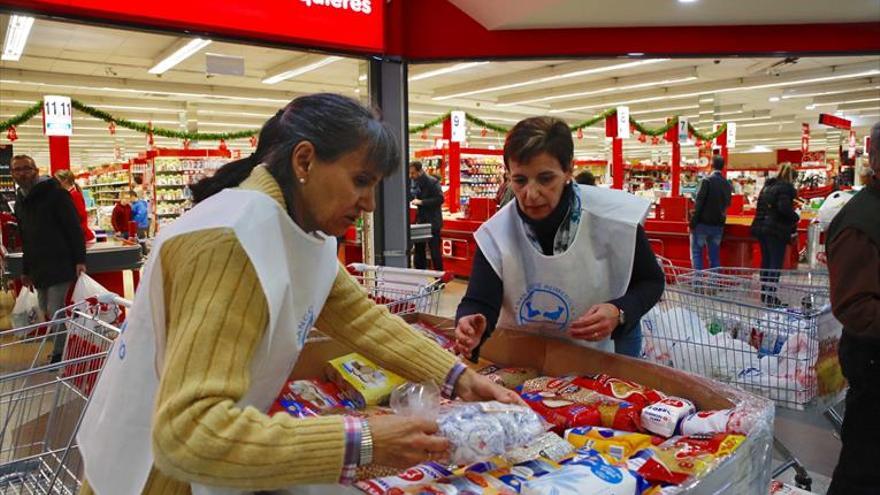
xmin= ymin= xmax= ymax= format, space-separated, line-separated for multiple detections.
xmin=1 ymin=15 xmax=35 ymax=62
xmin=410 ymin=62 xmax=489 ymax=82
xmin=433 ymin=59 xmax=669 ymax=101
xmin=499 ymin=76 xmax=698 ymax=107
xmin=262 ymin=56 xmax=342 ymax=85
xmin=551 ymin=69 xmax=880 ymax=114
xmin=631 ymin=105 xmax=700 ymax=115
xmin=737 ymin=121 xmax=795 ymax=128
xmin=812 ymin=97 xmax=880 ymax=107
xmin=783 ymin=85 xmax=880 ymax=99
xmin=149 ymin=38 xmax=212 ymax=75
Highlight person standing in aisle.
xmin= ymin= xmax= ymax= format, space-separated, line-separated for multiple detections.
xmin=54 ymin=169 xmax=96 ymax=246
xmin=750 ymin=163 xmax=800 ymax=306
xmin=12 ymin=155 xmax=86 ymax=363
xmin=690 ymin=155 xmax=732 ymax=270
xmin=409 ymin=160 xmax=445 ymax=271
xmin=575 ymin=170 xmax=596 ymax=186
xmin=77 ymin=94 xmax=516 ymax=495
xmin=826 ymin=122 xmax=880 ymax=495
xmin=453 ymin=117 xmax=665 ymax=360
xmin=130 ymin=191 xmax=150 ymax=239
xmin=111 ymin=190 xmax=133 ymax=239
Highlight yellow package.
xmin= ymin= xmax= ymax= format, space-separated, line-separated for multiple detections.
xmin=564 ymin=426 xmax=655 ymax=463
xmin=325 ymin=353 xmax=405 ymax=407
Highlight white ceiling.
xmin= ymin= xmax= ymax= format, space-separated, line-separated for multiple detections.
xmin=0 ymin=15 xmax=878 ymax=168
xmin=448 ymin=0 xmax=880 ymax=29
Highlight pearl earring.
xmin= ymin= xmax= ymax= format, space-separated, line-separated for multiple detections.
xmin=299 ymin=178 xmax=306 ymax=184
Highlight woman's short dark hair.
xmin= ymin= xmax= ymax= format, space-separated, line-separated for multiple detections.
xmin=503 ymin=117 xmax=573 ymax=173
xmin=191 ymin=93 xmax=400 ymax=213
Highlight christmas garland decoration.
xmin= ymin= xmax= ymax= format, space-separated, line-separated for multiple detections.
xmin=0 ymin=102 xmax=42 ymax=132
xmin=1 ymin=98 xmax=729 ymax=144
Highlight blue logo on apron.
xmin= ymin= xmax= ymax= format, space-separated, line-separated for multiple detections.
xmin=516 ymin=286 xmax=571 ymax=330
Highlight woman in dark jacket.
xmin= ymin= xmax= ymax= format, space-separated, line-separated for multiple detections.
xmin=751 ymin=163 xmax=800 ymax=306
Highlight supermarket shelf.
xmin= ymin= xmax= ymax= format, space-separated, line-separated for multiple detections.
xmin=157 ymin=198 xmax=188 ymax=202
xmin=155 ymin=184 xmax=187 ymax=188
xmin=83 ymin=181 xmax=129 ymax=188
xmin=158 ymin=212 xmax=181 ymax=217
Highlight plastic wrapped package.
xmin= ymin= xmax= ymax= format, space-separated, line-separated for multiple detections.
xmin=354 ymin=463 xmax=453 ymax=495
xmin=523 ymin=452 xmax=651 ymax=495
xmin=476 ymin=364 xmax=540 ymax=390
xmin=502 ymin=431 xmax=574 ymax=464
xmin=564 ymin=427 xmax=658 ymax=463
xmin=519 ymin=376 xmax=642 ymax=432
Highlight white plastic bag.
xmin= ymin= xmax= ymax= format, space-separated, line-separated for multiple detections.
xmin=818 ymin=191 xmax=853 ymax=231
xmin=11 ymin=287 xmax=41 ymax=328
xmin=71 ymin=275 xmax=125 ymax=328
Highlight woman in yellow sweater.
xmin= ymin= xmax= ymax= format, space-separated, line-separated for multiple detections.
xmin=77 ymin=94 xmax=516 ymax=495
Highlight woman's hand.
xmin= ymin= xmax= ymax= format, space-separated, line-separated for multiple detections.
xmin=453 ymin=368 xmax=525 ymax=406
xmin=569 ymin=303 xmax=620 ymax=341
xmin=368 ymin=415 xmax=450 ymax=468
xmin=453 ymin=314 xmax=487 ymax=355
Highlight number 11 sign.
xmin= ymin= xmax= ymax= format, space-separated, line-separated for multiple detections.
xmin=43 ymin=95 xmax=73 ymax=136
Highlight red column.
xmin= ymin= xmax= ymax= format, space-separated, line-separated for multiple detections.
xmin=448 ymin=141 xmax=461 ymax=213
xmin=48 ymin=136 xmax=70 ymax=173
xmin=612 ymin=137 xmax=624 ymax=190
xmin=721 ymin=145 xmax=729 ymax=178
xmin=671 ymin=139 xmax=681 ymax=197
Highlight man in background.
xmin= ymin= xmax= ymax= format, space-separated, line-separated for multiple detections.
xmin=826 ymin=122 xmax=880 ymax=495
xmin=575 ymin=170 xmax=596 ymax=186
xmin=408 ymin=161 xmax=444 ymax=271
xmin=690 ymin=155 xmax=732 ymax=270
xmin=12 ymin=155 xmax=86 ymax=363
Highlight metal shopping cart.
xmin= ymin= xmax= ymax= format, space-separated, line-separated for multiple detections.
xmin=346 ymin=263 xmax=453 ymax=316
xmin=0 ymin=295 xmax=130 ymax=495
xmin=642 ymin=261 xmax=846 ymax=491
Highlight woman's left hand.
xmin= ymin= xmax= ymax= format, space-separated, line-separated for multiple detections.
xmin=569 ymin=303 xmax=620 ymax=341
xmin=454 ymin=368 xmax=525 ymax=406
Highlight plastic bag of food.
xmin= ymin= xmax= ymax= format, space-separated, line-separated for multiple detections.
xmin=519 ymin=377 xmax=641 ymax=432
xmin=564 ymin=427 xmax=658 ymax=463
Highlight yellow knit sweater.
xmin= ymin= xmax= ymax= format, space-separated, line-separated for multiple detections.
xmin=79 ymin=166 xmax=458 ymax=494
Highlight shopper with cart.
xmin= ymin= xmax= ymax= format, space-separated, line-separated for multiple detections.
xmin=77 ymin=94 xmax=515 ymax=495
xmin=453 ymin=116 xmax=665 ymax=360
xmin=826 ymin=121 xmax=880 ymax=495
xmin=409 ymin=160 xmax=445 ymax=271
xmin=750 ymin=162 xmax=800 ymax=307
xmin=690 ymin=155 xmax=732 ymax=270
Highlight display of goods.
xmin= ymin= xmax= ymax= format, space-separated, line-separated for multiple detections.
xmin=355 ymin=462 xmax=452 ymax=495
xmin=564 ymin=427 xmax=659 ymax=463
xmin=437 ymin=401 xmax=549 ymax=465
xmin=679 ymin=408 xmax=751 ymax=436
xmin=475 ymin=364 xmax=539 ymax=390
xmin=519 ymin=377 xmax=640 ymax=432
xmin=502 ymin=432 xmax=574 ymax=464
xmin=640 ymin=398 xmax=696 ymax=437
xmin=575 ymin=375 xmax=666 ymax=409
xmin=522 ymin=456 xmax=649 ymax=495
xmin=626 ymin=433 xmax=745 ymax=486
xmin=266 ymin=378 xmax=357 ymax=418
xmin=410 ymin=321 xmax=455 ymax=351
xmin=326 ymin=353 xmax=406 ymax=407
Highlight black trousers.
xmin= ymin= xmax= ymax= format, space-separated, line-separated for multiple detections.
xmin=757 ymin=234 xmax=788 ymax=304
xmin=827 ymin=332 xmax=880 ymax=495
xmin=413 ymin=231 xmax=444 ymax=271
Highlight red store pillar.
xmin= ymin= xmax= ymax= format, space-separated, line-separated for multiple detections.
xmin=606 ymin=113 xmax=624 ymax=190
xmin=48 ymin=136 xmax=70 ymax=173
xmin=666 ymin=120 xmax=681 ymax=197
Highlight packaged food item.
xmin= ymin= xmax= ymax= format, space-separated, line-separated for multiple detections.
xmin=399 ymin=472 xmax=511 ymax=494
xmin=679 ymin=408 xmax=751 ymax=436
xmin=267 ymin=379 xmax=356 ymax=417
xmin=519 ymin=377 xmax=640 ymax=432
xmin=660 ymin=433 xmax=746 ymax=459
xmin=477 ymin=364 xmax=539 ymax=390
xmin=625 ymin=449 xmax=690 ymax=486
xmin=643 ymin=485 xmax=683 ymax=495
xmin=640 ymin=398 xmax=696 ymax=437
xmin=563 ymin=426 xmax=657 ymax=463
xmin=625 ymin=433 xmax=745 ymax=486
xmin=575 ymin=375 xmax=666 ymax=409
xmin=355 ymin=463 xmax=453 ymax=495
xmin=493 ymin=457 xmax=561 ymax=492
xmin=769 ymin=480 xmax=817 ymax=494
xmin=326 ymin=353 xmax=406 ymax=407
xmin=437 ymin=401 xmax=549 ymax=465
xmin=411 ymin=321 xmax=456 ymax=352
xmin=521 ymin=460 xmax=648 ymax=495
xmin=502 ymin=432 xmax=574 ymax=464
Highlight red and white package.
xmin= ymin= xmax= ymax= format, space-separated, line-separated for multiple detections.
xmin=520 ymin=377 xmax=640 ymax=432
xmin=769 ymin=480 xmax=817 ymax=495
xmin=354 ymin=462 xmax=452 ymax=495
xmin=575 ymin=374 xmax=666 ymax=409
xmin=640 ymin=397 xmax=696 ymax=437
xmin=267 ymin=379 xmax=356 ymax=418
xmin=410 ymin=321 xmax=455 ymax=351
xmin=679 ymin=408 xmax=751 ymax=436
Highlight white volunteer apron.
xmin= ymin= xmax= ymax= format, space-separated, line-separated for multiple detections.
xmin=475 ymin=185 xmax=650 ymax=352
xmin=78 ymin=188 xmax=339 ymax=495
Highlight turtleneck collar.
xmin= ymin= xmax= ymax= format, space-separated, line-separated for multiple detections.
xmin=516 ymin=183 xmax=575 ymax=255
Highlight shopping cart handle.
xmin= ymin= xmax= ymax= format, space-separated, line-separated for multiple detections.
xmin=96 ymin=292 xmax=132 ymax=308
xmin=347 ymin=263 xmax=451 ymax=280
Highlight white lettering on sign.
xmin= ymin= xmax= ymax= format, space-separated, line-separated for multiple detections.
xmin=450 ymin=111 xmax=467 ymax=143
xmin=301 ymin=0 xmax=372 ymax=14
xmin=43 ymin=95 xmax=73 ymax=137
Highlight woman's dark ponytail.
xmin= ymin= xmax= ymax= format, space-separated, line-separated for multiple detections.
xmin=190 ymin=110 xmax=284 ymax=203
xmin=192 ymin=94 xmax=400 ymax=209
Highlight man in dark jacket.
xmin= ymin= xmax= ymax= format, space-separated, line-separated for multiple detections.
xmin=690 ymin=155 xmax=732 ymax=270
xmin=408 ymin=161 xmax=444 ymax=271
xmin=826 ymin=122 xmax=880 ymax=495
xmin=12 ymin=155 xmax=86 ymax=362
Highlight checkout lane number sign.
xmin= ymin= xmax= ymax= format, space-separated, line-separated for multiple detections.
xmin=43 ymin=95 xmax=73 ymax=137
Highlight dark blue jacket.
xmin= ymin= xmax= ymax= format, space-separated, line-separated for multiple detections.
xmin=691 ymin=171 xmax=732 ymax=228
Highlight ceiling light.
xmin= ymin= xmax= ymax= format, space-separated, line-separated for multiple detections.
xmin=410 ymin=62 xmax=489 ymax=82
xmin=498 ymin=75 xmax=697 ymax=107
xmin=678 ymin=0 xmax=699 ymax=3
xmin=262 ymin=55 xmax=342 ymax=84
xmin=2 ymin=15 xmax=35 ymax=62
xmin=358 ymin=74 xmax=367 ymax=82
xmin=149 ymin=38 xmax=212 ymax=75
xmin=782 ymin=84 xmax=880 ymax=99
xmin=738 ymin=120 xmax=795 ymax=128
xmin=628 ymin=53 xmax=645 ymax=57
xmin=805 ymin=104 xmax=817 ymax=110
xmin=433 ymin=59 xmax=668 ymax=101
xmin=769 ymin=96 xmax=780 ymax=102
xmin=812 ymin=97 xmax=880 ymax=107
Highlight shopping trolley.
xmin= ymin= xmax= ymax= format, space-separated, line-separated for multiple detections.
xmin=0 ymin=295 xmax=130 ymax=495
xmin=346 ymin=263 xmax=453 ymax=316
xmin=643 ymin=260 xmax=846 ymax=491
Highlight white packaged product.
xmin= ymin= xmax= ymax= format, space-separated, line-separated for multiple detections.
xmin=640 ymin=397 xmax=696 ymax=437
xmin=521 ymin=463 xmax=641 ymax=495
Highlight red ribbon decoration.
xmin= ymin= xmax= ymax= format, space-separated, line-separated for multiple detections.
xmin=481 ymin=128 xmax=488 ymax=137
xmin=6 ymin=126 xmax=18 ymax=142
xmin=420 ymin=130 xmax=428 ymax=140
xmin=219 ymin=139 xmax=228 ymax=152
xmin=249 ymin=135 xmax=258 ymax=148
xmin=651 ymin=136 xmax=661 ymax=146
xmin=576 ymin=128 xmax=584 ymax=140
xmin=147 ymin=121 xmax=154 ymax=146
xmin=182 ymin=139 xmax=191 ymax=150
xmin=638 ymin=134 xmax=647 ymax=143
xmin=109 ymin=121 xmax=116 ymax=135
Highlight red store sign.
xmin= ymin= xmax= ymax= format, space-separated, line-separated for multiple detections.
xmin=2 ymin=0 xmax=384 ymax=54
